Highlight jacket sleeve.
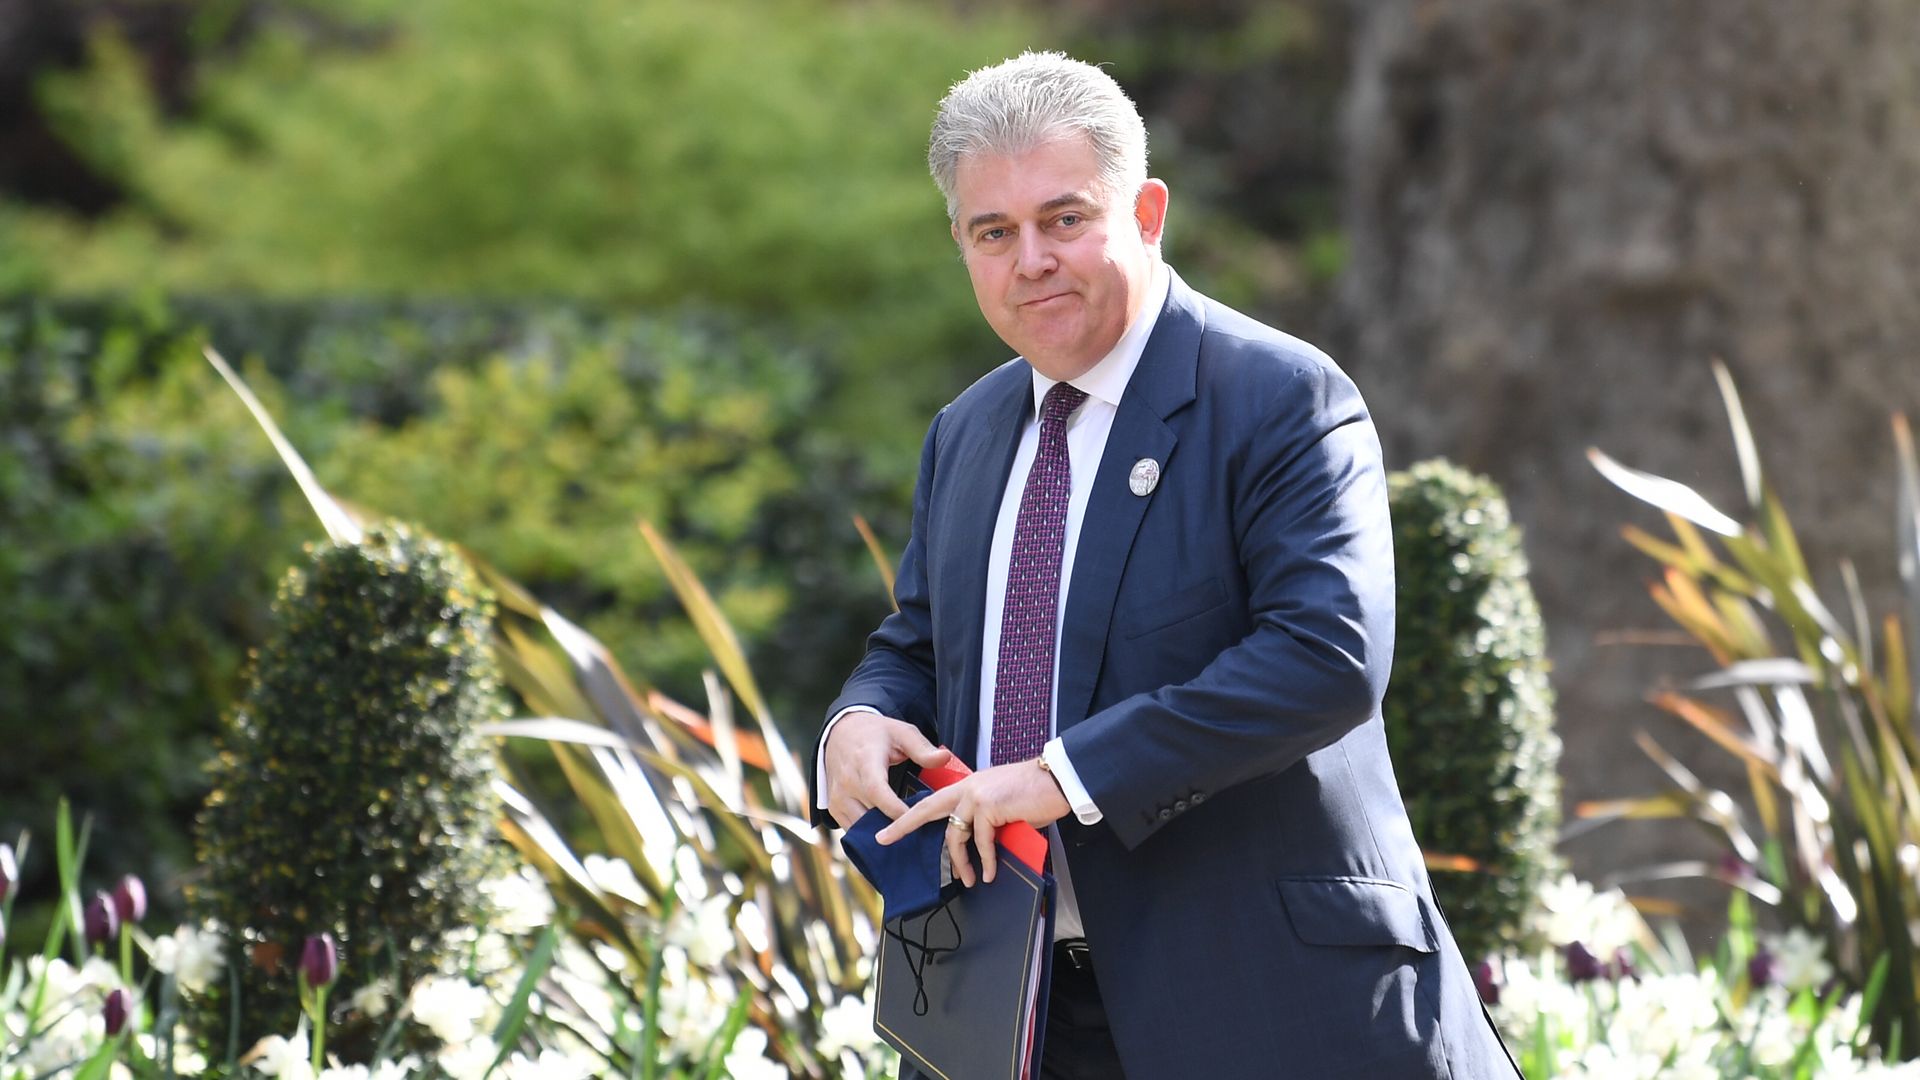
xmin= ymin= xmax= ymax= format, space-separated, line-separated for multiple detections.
xmin=1059 ymin=365 xmax=1396 ymax=850
xmin=808 ymin=408 xmax=946 ymax=828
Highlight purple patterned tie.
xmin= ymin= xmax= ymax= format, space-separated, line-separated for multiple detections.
xmin=991 ymin=381 xmax=1088 ymax=766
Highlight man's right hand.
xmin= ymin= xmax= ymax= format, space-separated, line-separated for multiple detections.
xmin=823 ymin=710 xmax=953 ymax=829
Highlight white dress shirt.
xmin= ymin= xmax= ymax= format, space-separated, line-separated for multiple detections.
xmin=821 ymin=263 xmax=1172 ymax=939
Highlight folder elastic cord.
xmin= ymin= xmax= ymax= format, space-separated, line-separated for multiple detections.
xmin=885 ymin=900 xmax=964 ymax=1016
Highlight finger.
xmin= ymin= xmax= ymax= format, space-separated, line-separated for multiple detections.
xmin=945 ymin=816 xmax=976 ymax=887
xmin=974 ymin=812 xmax=998 ymax=884
xmin=829 ymin=798 xmax=863 ymax=830
xmin=876 ymin=788 xmax=952 ymax=844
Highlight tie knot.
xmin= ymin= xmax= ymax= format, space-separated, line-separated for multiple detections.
xmin=1042 ymin=382 xmax=1088 ymax=426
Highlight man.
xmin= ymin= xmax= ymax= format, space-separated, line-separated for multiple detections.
xmin=814 ymin=51 xmax=1519 ymax=1078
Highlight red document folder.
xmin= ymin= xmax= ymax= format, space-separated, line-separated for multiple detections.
xmin=918 ymin=757 xmax=1049 ymax=875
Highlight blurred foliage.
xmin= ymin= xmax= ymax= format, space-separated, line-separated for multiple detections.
xmin=1385 ymin=459 xmax=1563 ymax=965
xmin=7 ymin=0 xmax=1037 ymax=443
xmin=0 ymin=303 xmax=300 ymax=928
xmin=1056 ymin=0 xmax=1347 ymax=327
xmin=0 ymin=297 xmax=901 ymax=945
xmin=1586 ymin=362 xmax=1920 ymax=1055
xmin=191 ymin=522 xmax=504 ymax=1057
xmin=213 ymin=349 xmax=888 ymax=1077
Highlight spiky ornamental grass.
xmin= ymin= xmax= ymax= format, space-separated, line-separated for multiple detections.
xmin=190 ymin=522 xmax=504 ymax=1057
xmin=1386 ymin=460 xmax=1563 ymax=964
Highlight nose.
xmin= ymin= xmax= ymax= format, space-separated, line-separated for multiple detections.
xmin=1014 ymin=229 xmax=1057 ymax=279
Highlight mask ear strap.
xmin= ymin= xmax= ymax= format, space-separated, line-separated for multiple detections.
xmin=884 ymin=896 xmax=965 ymax=1016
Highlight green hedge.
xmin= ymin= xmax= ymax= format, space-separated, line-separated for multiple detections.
xmin=1386 ymin=458 xmax=1562 ymax=963
xmin=0 ymin=296 xmax=900 ymax=919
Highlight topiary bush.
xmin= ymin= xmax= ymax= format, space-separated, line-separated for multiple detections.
xmin=1385 ymin=458 xmax=1562 ymax=964
xmin=190 ymin=521 xmax=505 ymax=1057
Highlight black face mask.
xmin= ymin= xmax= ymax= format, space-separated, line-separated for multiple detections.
xmin=841 ymin=789 xmax=968 ymax=1015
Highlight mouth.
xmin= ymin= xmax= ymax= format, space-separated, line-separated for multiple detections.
xmin=1020 ymin=292 xmax=1074 ymax=309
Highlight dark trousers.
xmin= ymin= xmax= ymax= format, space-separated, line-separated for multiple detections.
xmin=1041 ymin=941 xmax=1126 ymax=1079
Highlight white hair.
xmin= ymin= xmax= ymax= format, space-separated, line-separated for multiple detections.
xmin=928 ymin=51 xmax=1149 ymax=224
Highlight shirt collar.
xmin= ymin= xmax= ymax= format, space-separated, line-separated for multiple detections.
xmin=1029 ymin=262 xmax=1171 ymax=415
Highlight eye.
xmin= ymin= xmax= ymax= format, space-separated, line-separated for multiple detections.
xmin=979 ymin=227 xmax=1009 ymax=243
xmin=1057 ymin=213 xmax=1082 ymax=228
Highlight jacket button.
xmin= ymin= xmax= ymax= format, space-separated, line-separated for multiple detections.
xmin=1157 ymin=808 xmax=1173 ymax=821
xmin=1174 ymin=799 xmax=1189 ymax=813
xmin=1191 ymin=792 xmax=1206 ymax=804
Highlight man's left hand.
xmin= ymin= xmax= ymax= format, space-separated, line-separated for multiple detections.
xmin=875 ymin=759 xmax=1070 ymax=886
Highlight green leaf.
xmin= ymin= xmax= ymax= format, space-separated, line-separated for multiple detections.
xmin=1894 ymin=413 xmax=1920 ymax=719
xmin=1713 ymin=359 xmax=1765 ymax=510
xmin=202 ymin=345 xmax=360 ymax=545
xmin=853 ymin=514 xmax=898 ymax=613
xmin=1589 ymin=447 xmax=1741 ymax=536
xmin=485 ymin=924 xmax=560 ymax=1076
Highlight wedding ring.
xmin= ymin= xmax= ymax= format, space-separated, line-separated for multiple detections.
xmin=946 ymin=814 xmax=973 ymax=833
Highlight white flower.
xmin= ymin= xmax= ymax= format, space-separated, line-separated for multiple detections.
xmin=668 ymin=895 xmax=736 ymax=968
xmin=482 ymin=869 xmax=556 ymax=935
xmin=722 ymin=1027 xmax=787 ymax=1080
xmin=317 ymin=1068 xmax=370 ymax=1080
xmin=1528 ymin=874 xmax=1643 ymax=954
xmin=500 ymin=1049 xmax=594 ymax=1080
xmin=350 ymin=976 xmax=394 ymax=1019
xmin=370 ymin=1057 xmax=421 ymax=1080
xmin=407 ymin=975 xmax=492 ymax=1044
xmin=582 ymin=855 xmax=648 ymax=906
xmin=1766 ymin=927 xmax=1835 ymax=992
xmin=77 ymin=956 xmax=124 ymax=994
xmin=817 ymin=994 xmax=877 ymax=1058
xmin=244 ymin=1024 xmax=314 ymax=1080
xmin=150 ymin=923 xmax=226 ymax=993
xmin=436 ymin=1036 xmax=499 ymax=1080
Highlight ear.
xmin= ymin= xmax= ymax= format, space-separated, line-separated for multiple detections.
xmin=1133 ymin=179 xmax=1170 ymax=247
xmin=951 ymin=220 xmax=963 ymax=248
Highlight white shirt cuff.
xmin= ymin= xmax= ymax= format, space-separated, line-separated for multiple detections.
xmin=1043 ymin=738 xmax=1102 ymax=825
xmin=816 ymin=706 xmax=883 ymax=810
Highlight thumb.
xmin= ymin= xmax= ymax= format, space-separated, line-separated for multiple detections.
xmin=901 ymin=730 xmax=953 ymax=769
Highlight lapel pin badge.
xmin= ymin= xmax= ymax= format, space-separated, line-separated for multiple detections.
xmin=1129 ymin=457 xmax=1161 ymax=497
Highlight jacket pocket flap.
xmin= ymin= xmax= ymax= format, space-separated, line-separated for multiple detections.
xmin=1277 ymin=877 xmax=1437 ymax=953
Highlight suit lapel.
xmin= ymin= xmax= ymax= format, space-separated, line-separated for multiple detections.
xmin=1056 ymin=272 xmax=1204 ymax=732
xmin=937 ymin=367 xmax=1030 ymax=766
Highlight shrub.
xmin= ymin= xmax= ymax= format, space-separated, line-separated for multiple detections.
xmin=16 ymin=0 xmax=1028 ymax=429
xmin=0 ymin=302 xmax=296 ymax=934
xmin=0 ymin=297 xmax=897 ymax=940
xmin=1385 ymin=458 xmax=1562 ymax=963
xmin=190 ymin=521 xmax=504 ymax=1056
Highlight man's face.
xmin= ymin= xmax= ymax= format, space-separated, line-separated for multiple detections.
xmin=950 ymin=137 xmax=1168 ymax=381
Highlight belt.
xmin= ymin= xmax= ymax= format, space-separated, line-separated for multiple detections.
xmin=1054 ymin=937 xmax=1093 ymax=971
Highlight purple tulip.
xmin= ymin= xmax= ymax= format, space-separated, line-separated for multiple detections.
xmin=104 ymin=988 xmax=132 ymax=1036
xmin=301 ymin=932 xmax=339 ymax=989
xmin=84 ymin=891 xmax=118 ymax=946
xmin=1748 ymin=948 xmax=1780 ymax=989
xmin=1472 ymin=959 xmax=1501 ymax=1005
xmin=1612 ymin=946 xmax=1639 ymax=981
xmin=0 ymin=844 xmax=15 ymax=903
xmin=111 ymin=875 xmax=147 ymax=924
xmin=1565 ymin=941 xmax=1606 ymax=983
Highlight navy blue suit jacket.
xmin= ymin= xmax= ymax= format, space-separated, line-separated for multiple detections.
xmin=820 ymin=272 xmax=1518 ymax=1078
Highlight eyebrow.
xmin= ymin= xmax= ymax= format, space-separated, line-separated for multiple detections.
xmin=964 ymin=192 xmax=1101 ymax=234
